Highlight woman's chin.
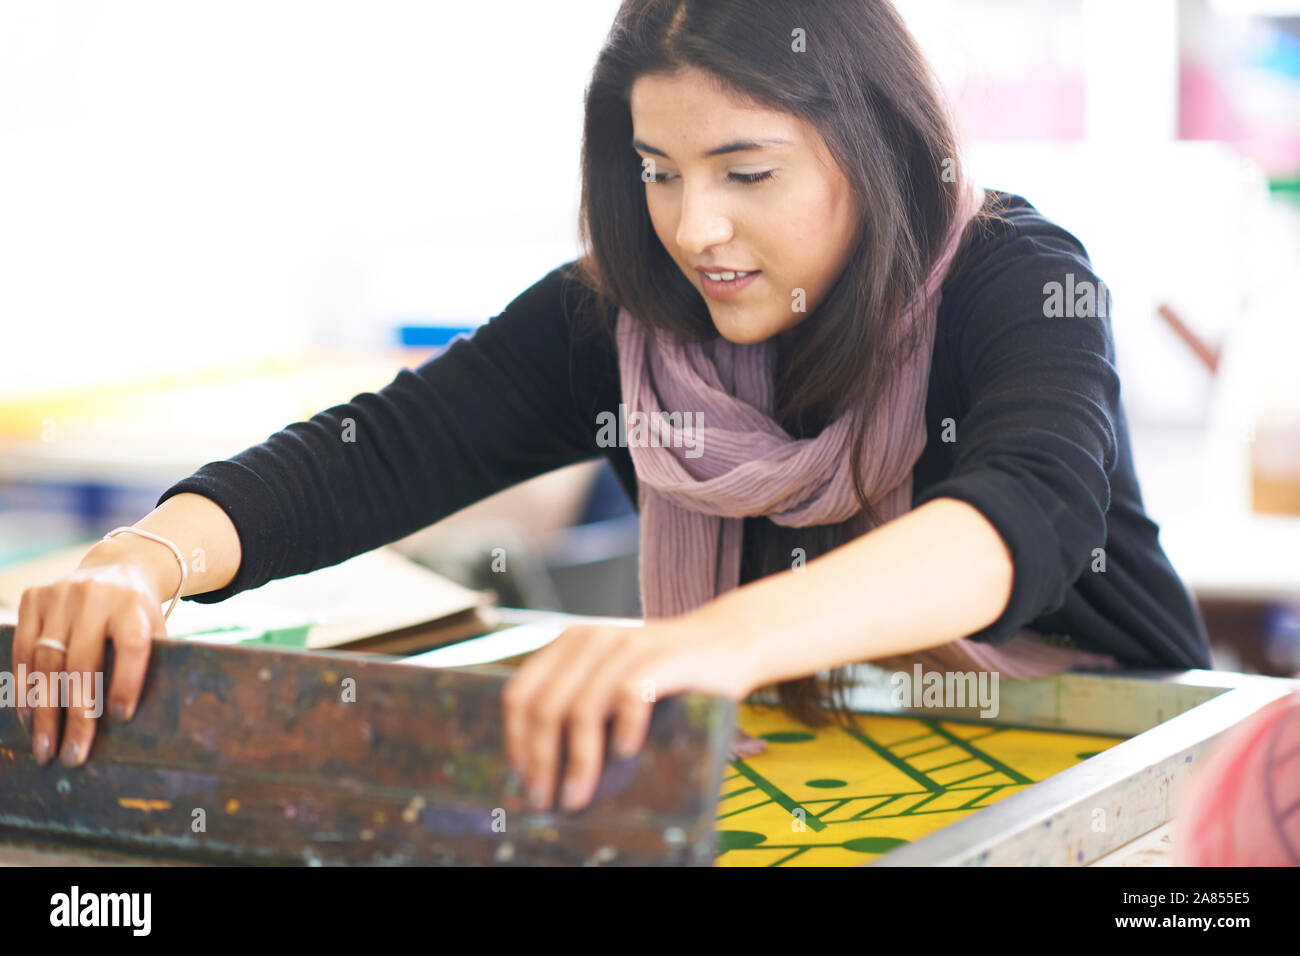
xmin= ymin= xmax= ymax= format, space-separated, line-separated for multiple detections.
xmin=714 ymin=327 xmax=773 ymax=346
xmin=712 ymin=316 xmax=800 ymax=347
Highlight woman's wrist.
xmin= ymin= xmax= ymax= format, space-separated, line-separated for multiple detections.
xmin=78 ymin=535 xmax=182 ymax=605
xmin=673 ymin=598 xmax=768 ymax=700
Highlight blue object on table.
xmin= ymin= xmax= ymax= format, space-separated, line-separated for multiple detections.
xmin=396 ymin=325 xmax=478 ymax=348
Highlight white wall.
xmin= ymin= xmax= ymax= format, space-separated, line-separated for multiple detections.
xmin=0 ymin=0 xmax=620 ymax=395
xmin=4 ymin=0 xmax=1288 ymax=434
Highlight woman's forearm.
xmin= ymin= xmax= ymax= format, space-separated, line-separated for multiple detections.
xmin=681 ymin=497 xmax=1015 ymax=696
xmin=75 ymin=492 xmax=243 ymax=601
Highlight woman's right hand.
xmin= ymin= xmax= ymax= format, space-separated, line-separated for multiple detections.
xmin=13 ymin=555 xmax=168 ymax=767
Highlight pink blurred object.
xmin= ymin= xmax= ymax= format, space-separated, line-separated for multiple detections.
xmin=728 ymin=727 xmax=768 ymax=761
xmin=1173 ymin=690 xmax=1300 ymax=866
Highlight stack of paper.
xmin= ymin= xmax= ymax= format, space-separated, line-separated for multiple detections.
xmin=0 ymin=543 xmax=496 ymax=653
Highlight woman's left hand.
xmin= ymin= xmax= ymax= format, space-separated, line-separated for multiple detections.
xmin=501 ymin=617 xmax=751 ymax=813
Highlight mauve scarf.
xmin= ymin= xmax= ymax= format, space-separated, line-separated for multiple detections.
xmin=614 ymin=185 xmax=1118 ymax=754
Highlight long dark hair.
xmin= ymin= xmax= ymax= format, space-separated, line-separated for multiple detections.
xmin=571 ymin=0 xmax=992 ymax=730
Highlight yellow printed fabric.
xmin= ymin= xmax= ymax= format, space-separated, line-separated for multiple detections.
xmin=715 ymin=703 xmax=1124 ymax=866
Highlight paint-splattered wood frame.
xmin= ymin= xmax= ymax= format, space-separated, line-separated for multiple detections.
xmin=0 ymin=621 xmax=735 ymax=866
xmin=3 ymin=609 xmax=1296 ymax=867
xmin=843 ymin=666 xmax=1300 ymax=866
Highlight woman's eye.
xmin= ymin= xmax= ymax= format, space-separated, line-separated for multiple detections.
xmin=646 ymin=170 xmax=775 ymax=185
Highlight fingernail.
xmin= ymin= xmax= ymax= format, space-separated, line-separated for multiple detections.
xmin=110 ymin=700 xmax=127 ymax=722
xmin=16 ymin=707 xmax=28 ymax=730
xmin=613 ymin=737 xmax=636 ymax=758
xmin=530 ymin=784 xmax=549 ymax=809
xmin=59 ymin=738 xmax=83 ymax=766
xmin=34 ymin=733 xmax=52 ymax=764
xmin=561 ymin=779 xmax=584 ymax=811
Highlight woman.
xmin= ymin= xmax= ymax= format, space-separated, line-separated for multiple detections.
xmin=14 ymin=0 xmax=1210 ymax=816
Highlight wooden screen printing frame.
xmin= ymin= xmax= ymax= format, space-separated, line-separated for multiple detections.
xmin=0 ymin=619 xmax=735 ymax=866
xmin=2 ymin=611 xmax=1296 ymax=866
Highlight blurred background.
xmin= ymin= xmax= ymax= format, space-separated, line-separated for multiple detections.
xmin=1 ymin=0 xmax=1297 ymax=674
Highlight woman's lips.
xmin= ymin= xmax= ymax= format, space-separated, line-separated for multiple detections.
xmin=698 ymin=270 xmax=761 ymax=300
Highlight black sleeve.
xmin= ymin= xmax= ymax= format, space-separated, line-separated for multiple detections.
xmin=156 ymin=261 xmax=611 ymax=603
xmin=914 ymin=216 xmax=1121 ymax=645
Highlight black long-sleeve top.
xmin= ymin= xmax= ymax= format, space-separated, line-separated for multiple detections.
xmin=157 ymin=191 xmax=1213 ymax=670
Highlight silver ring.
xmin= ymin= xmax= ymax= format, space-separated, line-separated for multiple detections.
xmin=34 ymin=637 xmax=68 ymax=654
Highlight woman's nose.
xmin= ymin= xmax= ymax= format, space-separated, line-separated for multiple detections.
xmin=674 ymin=184 xmax=734 ymax=254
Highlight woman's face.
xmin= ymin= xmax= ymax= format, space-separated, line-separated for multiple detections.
xmin=630 ymin=67 xmax=860 ymax=346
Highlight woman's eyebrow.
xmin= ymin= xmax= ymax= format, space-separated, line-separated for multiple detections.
xmin=631 ymin=136 xmax=791 ymax=158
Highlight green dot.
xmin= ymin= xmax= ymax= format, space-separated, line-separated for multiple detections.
xmin=717 ymin=830 xmax=767 ymax=851
xmin=805 ymin=778 xmax=847 ymax=789
xmin=843 ymin=836 xmax=910 ymax=854
xmin=759 ymin=731 xmax=816 ymax=744
xmin=1075 ymin=751 xmax=1100 ymax=760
